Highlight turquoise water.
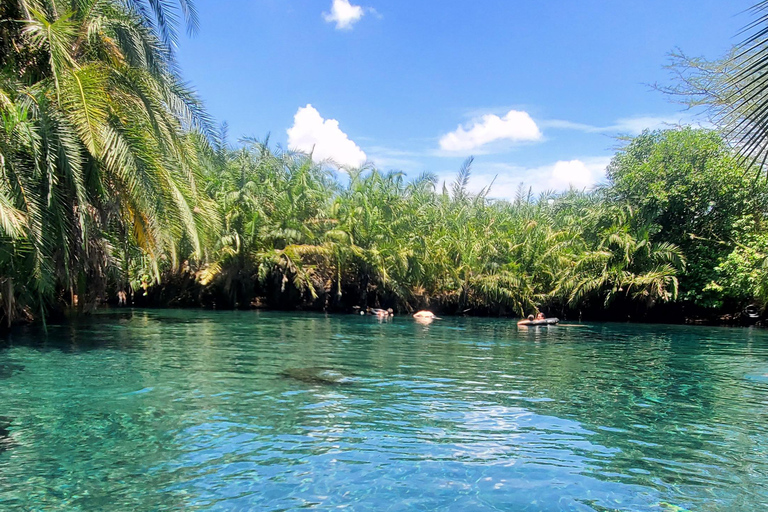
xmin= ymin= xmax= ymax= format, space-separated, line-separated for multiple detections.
xmin=1 ymin=311 xmax=767 ymax=511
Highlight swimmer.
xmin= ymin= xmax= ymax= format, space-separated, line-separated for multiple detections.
xmin=413 ymin=310 xmax=440 ymax=320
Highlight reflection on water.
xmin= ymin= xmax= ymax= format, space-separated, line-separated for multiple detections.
xmin=1 ymin=310 xmax=767 ymax=511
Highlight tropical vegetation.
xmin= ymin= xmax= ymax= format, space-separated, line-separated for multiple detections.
xmin=0 ymin=0 xmax=767 ymax=327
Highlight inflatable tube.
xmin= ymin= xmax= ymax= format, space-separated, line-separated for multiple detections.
xmin=517 ymin=318 xmax=559 ymax=326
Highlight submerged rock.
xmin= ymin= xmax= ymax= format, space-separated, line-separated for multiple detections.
xmin=0 ymin=416 xmax=12 ymax=452
xmin=280 ymin=367 xmax=355 ymax=386
xmin=0 ymin=363 xmax=24 ymax=380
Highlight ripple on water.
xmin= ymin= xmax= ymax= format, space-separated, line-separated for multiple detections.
xmin=0 ymin=312 xmax=768 ymax=511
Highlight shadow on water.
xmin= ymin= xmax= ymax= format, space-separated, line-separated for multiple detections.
xmin=0 ymin=309 xmax=213 ymax=353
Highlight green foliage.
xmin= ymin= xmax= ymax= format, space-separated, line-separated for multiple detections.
xmin=197 ymin=142 xmax=690 ymax=317
xmin=193 ymin=127 xmax=762 ymax=319
xmin=709 ymin=218 xmax=768 ymax=305
xmin=606 ymin=128 xmax=768 ymax=308
xmin=0 ymin=0 xmax=212 ymax=324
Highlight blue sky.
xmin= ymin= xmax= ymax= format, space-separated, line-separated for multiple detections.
xmin=178 ymin=0 xmax=753 ymax=197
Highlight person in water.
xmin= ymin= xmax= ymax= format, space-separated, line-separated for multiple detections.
xmin=518 ymin=314 xmax=535 ymax=325
xmin=536 ymin=312 xmax=545 ymax=320
xmin=413 ymin=310 xmax=440 ymax=325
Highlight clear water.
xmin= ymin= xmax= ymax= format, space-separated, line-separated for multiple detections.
xmin=1 ymin=310 xmax=767 ymax=511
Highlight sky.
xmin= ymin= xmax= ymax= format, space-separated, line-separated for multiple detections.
xmin=177 ymin=0 xmax=754 ymax=198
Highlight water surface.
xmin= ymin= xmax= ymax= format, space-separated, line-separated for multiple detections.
xmin=1 ymin=310 xmax=767 ymax=511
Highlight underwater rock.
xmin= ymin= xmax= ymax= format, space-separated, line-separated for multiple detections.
xmin=280 ymin=367 xmax=355 ymax=386
xmin=0 ymin=363 xmax=24 ymax=380
xmin=0 ymin=416 xmax=12 ymax=452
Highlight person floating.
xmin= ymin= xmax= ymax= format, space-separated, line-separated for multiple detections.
xmin=413 ymin=310 xmax=440 ymax=324
xmin=518 ymin=312 xmax=559 ymax=326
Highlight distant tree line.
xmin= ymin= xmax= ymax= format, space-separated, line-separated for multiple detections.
xmin=137 ymin=128 xmax=763 ymax=323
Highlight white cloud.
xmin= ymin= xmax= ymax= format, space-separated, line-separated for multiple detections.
xmin=287 ymin=104 xmax=367 ymax=168
xmin=609 ymin=115 xmax=688 ymax=135
xmin=539 ymin=119 xmax=598 ymax=131
xmin=546 ymin=159 xmax=606 ymax=190
xmin=439 ymin=110 xmax=542 ymax=152
xmin=542 ymin=114 xmax=704 ymax=135
xmin=323 ymin=0 xmax=365 ymax=30
xmin=453 ymin=157 xmax=611 ymax=200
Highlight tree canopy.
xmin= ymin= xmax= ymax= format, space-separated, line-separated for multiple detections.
xmin=0 ymin=0 xmax=213 ymax=325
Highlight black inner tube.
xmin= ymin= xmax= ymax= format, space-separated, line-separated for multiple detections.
xmin=518 ymin=318 xmax=559 ymax=326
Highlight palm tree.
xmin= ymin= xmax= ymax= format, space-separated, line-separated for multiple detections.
xmin=201 ymin=139 xmax=338 ymax=307
xmin=192 ymin=140 xmax=691 ymax=316
xmin=0 ymin=0 xmax=211 ymax=324
xmin=559 ymin=204 xmax=685 ymax=310
xmin=729 ymin=1 xmax=768 ymax=169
